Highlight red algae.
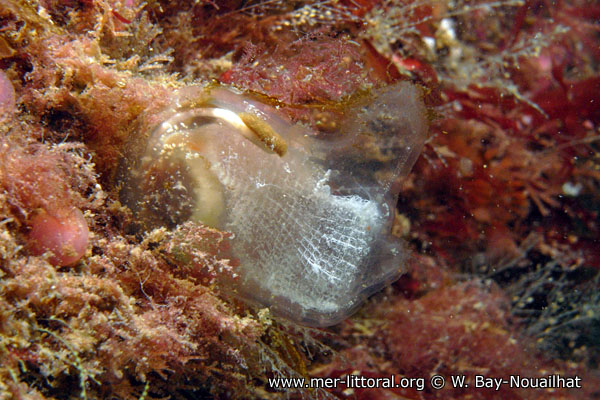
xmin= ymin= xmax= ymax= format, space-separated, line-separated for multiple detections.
xmin=28 ymin=207 xmax=89 ymax=266
xmin=314 ymin=279 xmax=597 ymax=400
xmin=222 ymin=35 xmax=373 ymax=106
xmin=0 ymin=0 xmax=599 ymax=399
xmin=0 ymin=70 xmax=15 ymax=116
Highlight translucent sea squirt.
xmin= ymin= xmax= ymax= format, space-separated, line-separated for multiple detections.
xmin=120 ymin=83 xmax=428 ymax=327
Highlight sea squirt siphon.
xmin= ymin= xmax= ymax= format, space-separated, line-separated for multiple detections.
xmin=119 ymin=83 xmax=428 ymax=327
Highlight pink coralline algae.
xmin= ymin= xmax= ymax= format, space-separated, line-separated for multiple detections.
xmin=0 ymin=141 xmax=96 ymax=266
xmin=0 ymin=0 xmax=598 ymax=399
xmin=28 ymin=207 xmax=89 ymax=266
xmin=0 ymin=70 xmax=15 ymax=116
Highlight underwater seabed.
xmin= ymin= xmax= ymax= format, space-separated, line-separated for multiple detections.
xmin=0 ymin=0 xmax=599 ymax=399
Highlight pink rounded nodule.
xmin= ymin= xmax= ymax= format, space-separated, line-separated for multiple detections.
xmin=0 ymin=70 xmax=16 ymax=116
xmin=28 ymin=208 xmax=90 ymax=266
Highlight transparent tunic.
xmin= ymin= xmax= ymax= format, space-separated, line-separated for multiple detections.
xmin=119 ymin=82 xmax=429 ymax=327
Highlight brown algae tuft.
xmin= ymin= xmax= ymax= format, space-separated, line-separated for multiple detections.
xmin=119 ymin=83 xmax=428 ymax=327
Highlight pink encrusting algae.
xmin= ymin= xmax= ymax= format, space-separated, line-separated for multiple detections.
xmin=28 ymin=207 xmax=89 ymax=266
xmin=0 ymin=0 xmax=599 ymax=399
xmin=0 ymin=70 xmax=15 ymax=117
xmin=0 ymin=140 xmax=97 ymax=266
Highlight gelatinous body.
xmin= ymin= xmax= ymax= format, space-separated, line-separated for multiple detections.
xmin=120 ymin=83 xmax=428 ymax=326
